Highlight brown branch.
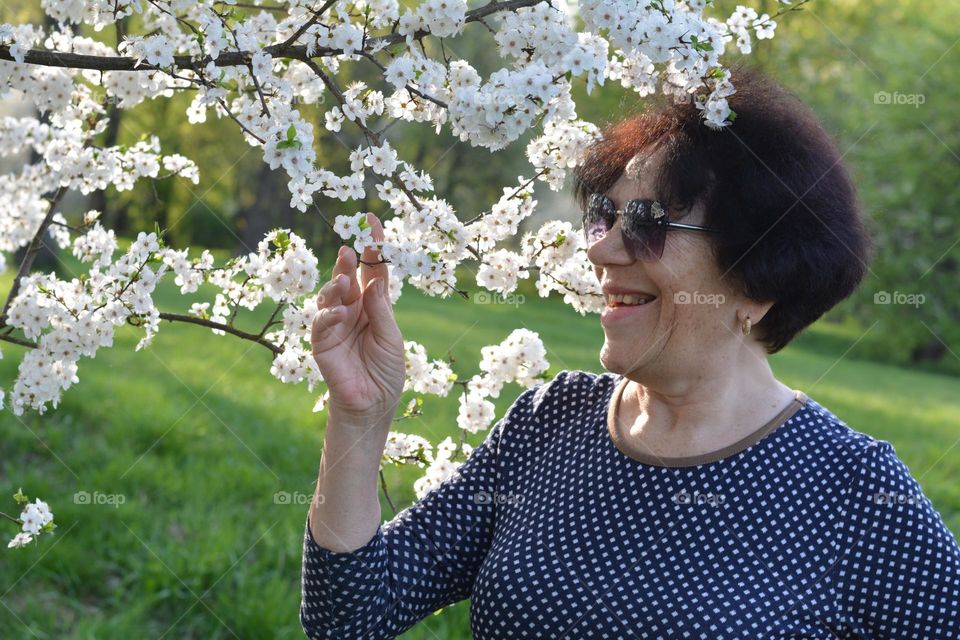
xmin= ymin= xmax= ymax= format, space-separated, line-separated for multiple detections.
xmin=0 ymin=43 xmax=315 ymax=71
xmin=258 ymin=301 xmax=286 ymax=338
xmin=223 ymin=0 xmax=290 ymax=11
xmin=214 ymin=96 xmax=266 ymax=143
xmin=359 ymin=51 xmax=448 ymax=109
xmin=0 ymin=331 xmax=39 ymax=349
xmin=228 ymin=2 xmax=290 ymax=11
xmin=379 ymin=468 xmax=398 ymax=516
xmin=0 ymin=186 xmax=68 ymax=328
xmin=462 ymin=168 xmax=545 ymax=225
xmin=275 ymin=0 xmax=339 ymax=51
xmin=0 ymin=0 xmax=543 ymax=72
xmin=158 ymin=312 xmax=282 ymax=354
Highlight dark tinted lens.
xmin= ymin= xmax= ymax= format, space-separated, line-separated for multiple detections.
xmin=583 ymin=194 xmax=615 ymax=245
xmin=621 ymin=200 xmax=667 ymax=260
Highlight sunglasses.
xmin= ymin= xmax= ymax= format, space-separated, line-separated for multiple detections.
xmin=582 ymin=193 xmax=721 ymax=261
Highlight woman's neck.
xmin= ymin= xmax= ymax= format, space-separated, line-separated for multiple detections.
xmin=617 ymin=348 xmax=796 ymax=459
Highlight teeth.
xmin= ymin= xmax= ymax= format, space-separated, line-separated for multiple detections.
xmin=606 ymin=293 xmax=655 ymax=306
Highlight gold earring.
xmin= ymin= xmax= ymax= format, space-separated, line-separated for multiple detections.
xmin=741 ymin=314 xmax=752 ymax=336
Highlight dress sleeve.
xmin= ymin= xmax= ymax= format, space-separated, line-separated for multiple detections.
xmin=835 ymin=439 xmax=960 ymax=637
xmin=299 ymin=384 xmax=539 ymax=640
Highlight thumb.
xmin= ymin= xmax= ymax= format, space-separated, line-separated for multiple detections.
xmin=362 ymin=277 xmax=397 ymax=340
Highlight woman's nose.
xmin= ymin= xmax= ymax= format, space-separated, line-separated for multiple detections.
xmin=586 ymin=220 xmax=635 ymax=267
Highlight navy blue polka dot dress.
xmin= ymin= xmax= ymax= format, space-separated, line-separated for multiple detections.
xmin=300 ymin=370 xmax=960 ymax=638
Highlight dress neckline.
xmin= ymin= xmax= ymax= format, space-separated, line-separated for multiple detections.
xmin=606 ymin=375 xmax=808 ymax=467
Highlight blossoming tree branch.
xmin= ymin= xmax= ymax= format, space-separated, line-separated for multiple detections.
xmin=0 ymin=0 xmax=804 ymax=549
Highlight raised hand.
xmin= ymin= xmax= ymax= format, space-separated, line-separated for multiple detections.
xmin=310 ymin=213 xmax=405 ymax=427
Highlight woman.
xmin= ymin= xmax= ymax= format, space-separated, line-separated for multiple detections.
xmin=301 ymin=66 xmax=960 ymax=639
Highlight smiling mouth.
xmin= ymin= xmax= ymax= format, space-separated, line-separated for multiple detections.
xmin=604 ymin=293 xmax=658 ymax=307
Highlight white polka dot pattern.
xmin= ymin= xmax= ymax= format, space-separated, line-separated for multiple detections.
xmin=300 ymin=370 xmax=960 ymax=639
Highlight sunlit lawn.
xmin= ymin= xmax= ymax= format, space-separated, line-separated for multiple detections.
xmin=1 ymin=249 xmax=958 ymax=639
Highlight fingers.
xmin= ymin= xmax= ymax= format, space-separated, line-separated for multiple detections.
xmin=321 ymin=213 xmax=388 ymax=313
xmin=359 ymin=213 xmax=389 ymax=299
xmin=316 ymin=270 xmax=348 ymax=310
xmin=311 ymin=298 xmax=346 ymax=339
xmin=362 ymin=277 xmax=399 ymax=342
xmin=329 ymin=244 xmax=362 ymax=306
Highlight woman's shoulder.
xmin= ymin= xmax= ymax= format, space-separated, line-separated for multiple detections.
xmin=791 ymin=395 xmax=883 ymax=459
xmin=527 ymin=368 xmax=619 ymax=414
xmin=786 ymin=394 xmax=923 ymax=495
xmin=494 ymin=369 xmax=615 ymax=443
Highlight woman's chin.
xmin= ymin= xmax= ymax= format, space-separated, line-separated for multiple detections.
xmin=600 ymin=343 xmax=648 ymax=376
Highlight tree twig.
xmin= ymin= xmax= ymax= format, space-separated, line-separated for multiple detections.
xmin=0 ymin=186 xmax=68 ymax=328
xmin=275 ymin=0 xmax=339 ymax=51
xmin=0 ymin=0 xmax=543 ymax=72
xmin=158 ymin=312 xmax=282 ymax=354
xmin=379 ymin=468 xmax=398 ymax=516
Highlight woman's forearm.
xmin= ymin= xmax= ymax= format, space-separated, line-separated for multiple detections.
xmin=308 ymin=411 xmax=392 ymax=553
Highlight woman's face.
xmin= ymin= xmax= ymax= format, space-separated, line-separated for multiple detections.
xmin=586 ymin=153 xmax=752 ymax=379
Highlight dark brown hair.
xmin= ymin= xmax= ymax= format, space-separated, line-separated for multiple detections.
xmin=573 ymin=64 xmax=873 ymax=353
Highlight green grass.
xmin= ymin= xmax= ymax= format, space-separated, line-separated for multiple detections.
xmin=1 ymin=251 xmax=958 ymax=639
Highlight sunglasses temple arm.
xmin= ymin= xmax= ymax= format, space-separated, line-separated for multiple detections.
xmin=666 ymin=222 xmax=722 ymax=233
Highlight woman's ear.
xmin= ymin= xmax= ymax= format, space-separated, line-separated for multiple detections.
xmin=738 ymin=300 xmax=776 ymax=329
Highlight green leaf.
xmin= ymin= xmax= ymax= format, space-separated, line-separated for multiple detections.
xmin=13 ymin=488 xmax=28 ymax=506
xmin=690 ymin=35 xmax=713 ymax=52
xmin=272 ymin=230 xmax=291 ymax=251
